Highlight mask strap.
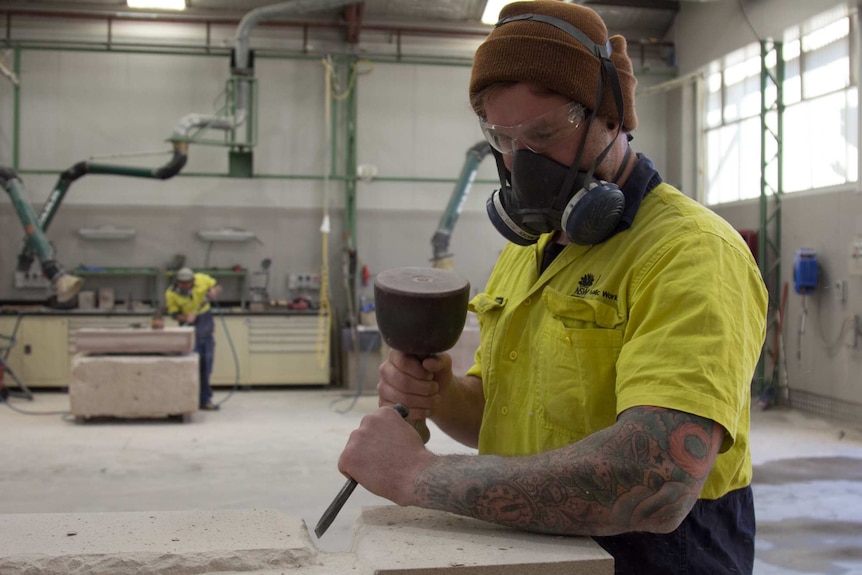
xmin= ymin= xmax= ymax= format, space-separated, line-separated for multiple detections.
xmin=554 ymin=53 xmax=626 ymax=213
xmin=490 ymin=147 xmax=512 ymax=191
xmin=585 ymin=56 xmax=626 ymax=179
xmin=551 ymin=67 xmax=604 ymax=212
xmin=612 ymin=143 xmax=633 ymax=182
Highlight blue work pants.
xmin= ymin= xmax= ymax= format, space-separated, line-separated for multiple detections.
xmin=195 ymin=334 xmax=215 ymax=407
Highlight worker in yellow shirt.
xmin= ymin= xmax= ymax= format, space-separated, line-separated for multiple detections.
xmin=336 ymin=2 xmax=768 ymax=573
xmin=165 ymin=267 xmax=222 ymax=411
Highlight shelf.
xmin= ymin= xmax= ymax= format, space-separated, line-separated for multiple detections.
xmin=165 ymin=268 xmax=247 ymax=277
xmin=74 ymin=266 xmax=159 ymax=277
xmin=73 ymin=267 xmax=160 ymax=304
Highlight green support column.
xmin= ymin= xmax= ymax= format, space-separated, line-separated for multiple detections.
xmin=341 ymin=57 xmax=359 ymax=317
xmin=13 ymin=47 xmax=21 ymax=170
xmin=344 ymin=59 xmax=358 ymax=254
xmin=756 ymin=39 xmax=784 ymax=405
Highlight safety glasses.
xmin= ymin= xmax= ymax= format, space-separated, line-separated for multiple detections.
xmin=479 ymin=101 xmax=585 ymax=155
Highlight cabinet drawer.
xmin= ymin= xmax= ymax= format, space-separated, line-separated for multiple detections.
xmin=247 ymin=316 xmax=326 ymax=353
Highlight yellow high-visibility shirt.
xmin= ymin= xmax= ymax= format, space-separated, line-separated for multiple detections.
xmin=165 ymin=273 xmax=217 ymax=317
xmin=466 ymin=182 xmax=768 ymax=500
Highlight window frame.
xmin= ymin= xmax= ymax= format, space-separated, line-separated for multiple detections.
xmin=700 ymin=6 xmax=859 ymax=206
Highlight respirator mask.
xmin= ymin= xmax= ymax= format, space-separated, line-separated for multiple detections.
xmin=481 ymin=12 xmax=628 ymax=246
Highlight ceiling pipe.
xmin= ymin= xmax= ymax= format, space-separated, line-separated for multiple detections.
xmin=232 ymin=0 xmax=358 ymax=121
xmin=233 ymin=0 xmax=357 ymax=69
xmin=0 ymin=9 xmax=492 ymax=38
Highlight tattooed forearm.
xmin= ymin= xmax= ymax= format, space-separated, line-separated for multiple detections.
xmin=413 ymin=406 xmax=724 ymax=536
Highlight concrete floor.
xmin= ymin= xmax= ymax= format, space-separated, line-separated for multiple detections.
xmin=1 ymin=387 xmax=861 ymax=574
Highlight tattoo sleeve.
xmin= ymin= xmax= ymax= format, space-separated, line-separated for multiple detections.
xmin=413 ymin=406 xmax=725 ymax=537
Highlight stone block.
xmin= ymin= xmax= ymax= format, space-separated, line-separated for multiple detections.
xmin=0 ymin=507 xmax=614 ymax=574
xmin=352 ymin=506 xmax=613 ymax=574
xmin=74 ymin=326 xmax=195 ymax=355
xmin=70 ymin=353 xmax=199 ymax=418
xmin=0 ymin=509 xmax=345 ymax=575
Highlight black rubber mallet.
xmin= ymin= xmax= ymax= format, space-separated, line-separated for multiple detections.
xmin=373 ymin=266 xmax=471 ymax=443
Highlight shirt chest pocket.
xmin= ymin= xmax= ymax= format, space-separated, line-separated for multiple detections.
xmin=537 ymin=287 xmax=623 ymax=441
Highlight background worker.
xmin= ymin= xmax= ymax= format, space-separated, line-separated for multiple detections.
xmin=166 ymin=267 xmax=222 ymax=411
xmin=337 ymin=1 xmax=768 ymax=573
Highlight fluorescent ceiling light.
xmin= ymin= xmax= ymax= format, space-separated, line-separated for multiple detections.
xmin=482 ymin=0 xmax=516 ymax=25
xmin=127 ymin=0 xmax=186 ymax=10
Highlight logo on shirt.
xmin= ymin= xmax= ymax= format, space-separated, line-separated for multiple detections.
xmin=572 ymin=273 xmax=618 ymax=301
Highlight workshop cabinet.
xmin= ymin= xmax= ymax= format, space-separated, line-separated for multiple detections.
xmin=0 ymin=316 xmax=69 ymax=387
xmin=211 ymin=315 xmax=249 ymax=385
xmin=246 ymin=315 xmax=330 ymax=385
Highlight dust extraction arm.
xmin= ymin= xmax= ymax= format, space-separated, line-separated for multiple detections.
xmin=14 ymin=141 xmax=189 ymax=274
xmin=431 ymin=141 xmax=491 ymax=269
xmin=1 ymin=167 xmax=83 ymax=302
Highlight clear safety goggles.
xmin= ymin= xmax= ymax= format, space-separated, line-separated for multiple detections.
xmin=479 ymin=101 xmax=585 ymax=156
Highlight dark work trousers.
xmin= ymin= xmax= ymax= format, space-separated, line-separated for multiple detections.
xmin=593 ymin=485 xmax=755 ymax=574
xmin=194 ymin=311 xmax=216 ymax=407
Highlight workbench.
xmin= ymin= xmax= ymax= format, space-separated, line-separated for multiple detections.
xmin=0 ymin=309 xmax=330 ymax=388
xmin=69 ymin=266 xmax=250 ymax=308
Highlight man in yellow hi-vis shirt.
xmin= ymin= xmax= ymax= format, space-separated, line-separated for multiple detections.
xmin=336 ymin=2 xmax=768 ymax=573
xmin=166 ymin=267 xmax=222 ymax=411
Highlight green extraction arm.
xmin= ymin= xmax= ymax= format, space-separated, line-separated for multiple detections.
xmin=15 ymin=141 xmax=188 ymax=274
xmin=1 ymin=167 xmax=83 ymax=302
xmin=431 ymin=141 xmax=491 ymax=269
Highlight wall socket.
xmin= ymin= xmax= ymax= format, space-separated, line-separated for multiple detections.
xmin=288 ymin=272 xmax=321 ymax=291
xmin=14 ymin=270 xmax=51 ymax=289
xmin=850 ymin=239 xmax=862 ymax=276
xmin=834 ymin=279 xmax=848 ymax=304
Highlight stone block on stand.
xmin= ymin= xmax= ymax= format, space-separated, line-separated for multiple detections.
xmin=70 ymin=354 xmax=199 ymax=420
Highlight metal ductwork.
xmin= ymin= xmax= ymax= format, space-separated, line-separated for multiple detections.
xmin=172 ymin=0 xmax=358 ymax=177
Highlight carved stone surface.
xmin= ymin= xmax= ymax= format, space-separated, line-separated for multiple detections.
xmin=74 ymin=326 xmax=195 ymax=355
xmin=0 ymin=507 xmax=614 ymax=575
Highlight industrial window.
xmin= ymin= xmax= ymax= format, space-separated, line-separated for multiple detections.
xmin=703 ymin=6 xmax=858 ymax=205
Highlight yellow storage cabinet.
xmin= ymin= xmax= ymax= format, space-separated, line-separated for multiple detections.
xmin=211 ymin=315 xmax=249 ymax=385
xmin=1 ymin=315 xmax=69 ymax=388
